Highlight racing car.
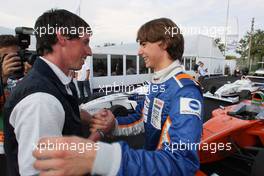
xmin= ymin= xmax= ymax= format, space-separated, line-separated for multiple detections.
xmin=80 ymin=83 xmax=149 ymax=116
xmin=204 ymin=76 xmax=264 ymax=103
xmin=199 ymin=91 xmax=264 ymax=176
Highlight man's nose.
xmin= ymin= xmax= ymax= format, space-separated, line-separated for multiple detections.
xmin=85 ymin=46 xmax=92 ymax=56
xmin=138 ymin=46 xmax=143 ymax=56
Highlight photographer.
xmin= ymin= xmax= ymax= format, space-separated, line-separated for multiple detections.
xmin=0 ymin=35 xmax=21 ymax=86
xmin=0 ymin=35 xmax=22 ymax=112
xmin=0 ymin=35 xmax=32 ymax=92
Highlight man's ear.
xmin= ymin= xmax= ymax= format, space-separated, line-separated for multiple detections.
xmin=56 ymin=33 xmax=67 ymax=46
xmin=158 ymin=40 xmax=168 ymax=50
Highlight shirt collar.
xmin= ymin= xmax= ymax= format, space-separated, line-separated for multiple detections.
xmin=152 ymin=60 xmax=183 ymax=84
xmin=39 ymin=56 xmax=71 ymax=85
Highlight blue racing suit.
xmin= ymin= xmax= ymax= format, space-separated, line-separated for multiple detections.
xmin=113 ymin=70 xmax=203 ymax=176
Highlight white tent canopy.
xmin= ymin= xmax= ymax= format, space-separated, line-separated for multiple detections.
xmin=91 ymin=35 xmax=225 ymax=75
xmin=92 ymin=34 xmax=224 ymax=60
xmin=184 ymin=35 xmax=224 ymax=59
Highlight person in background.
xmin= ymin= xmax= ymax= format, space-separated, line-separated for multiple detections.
xmin=234 ymin=66 xmax=241 ymax=77
xmin=198 ymin=62 xmax=207 ymax=87
xmin=0 ymin=35 xmax=21 ymax=89
xmin=198 ymin=62 xmax=207 ymax=77
xmin=0 ymin=35 xmax=33 ymax=92
xmin=76 ymin=60 xmax=91 ymax=102
xmin=0 ymin=35 xmax=32 ymax=127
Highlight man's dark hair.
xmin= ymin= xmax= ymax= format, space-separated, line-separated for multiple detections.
xmin=136 ymin=18 xmax=184 ymax=62
xmin=0 ymin=35 xmax=18 ymax=49
xmin=34 ymin=9 xmax=92 ymax=56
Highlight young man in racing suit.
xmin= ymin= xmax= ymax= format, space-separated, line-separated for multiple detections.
xmin=33 ymin=18 xmax=203 ymax=176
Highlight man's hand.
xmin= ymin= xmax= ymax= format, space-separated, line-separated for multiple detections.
xmin=33 ymin=136 xmax=98 ymax=176
xmin=80 ymin=109 xmax=93 ymax=125
xmin=2 ymin=53 xmax=22 ymax=84
xmin=90 ymin=109 xmax=116 ymax=134
xmin=24 ymin=61 xmax=32 ymax=75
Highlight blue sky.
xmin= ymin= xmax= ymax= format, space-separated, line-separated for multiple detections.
xmin=0 ymin=0 xmax=263 ymax=46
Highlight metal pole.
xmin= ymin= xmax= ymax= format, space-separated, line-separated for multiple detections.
xmin=247 ymin=18 xmax=254 ymax=72
xmin=224 ymin=0 xmax=230 ymax=57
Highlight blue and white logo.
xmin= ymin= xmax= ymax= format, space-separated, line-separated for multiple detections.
xmin=189 ymin=100 xmax=200 ymax=111
xmin=180 ymin=97 xmax=201 ymax=118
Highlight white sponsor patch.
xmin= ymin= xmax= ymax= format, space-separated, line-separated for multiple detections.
xmin=180 ymin=97 xmax=201 ymax=118
xmin=143 ymin=96 xmax=150 ymax=123
xmin=151 ymin=98 xmax=164 ymax=129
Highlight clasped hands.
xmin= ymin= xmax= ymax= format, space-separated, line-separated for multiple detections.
xmin=89 ymin=109 xmax=116 ymax=136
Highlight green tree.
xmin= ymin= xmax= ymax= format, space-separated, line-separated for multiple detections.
xmin=236 ymin=29 xmax=264 ymax=64
xmin=214 ymin=38 xmax=225 ymax=53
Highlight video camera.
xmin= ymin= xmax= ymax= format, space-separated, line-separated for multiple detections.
xmin=9 ymin=27 xmax=38 ymax=79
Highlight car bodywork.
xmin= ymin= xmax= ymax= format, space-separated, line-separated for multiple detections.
xmin=199 ymin=92 xmax=264 ymax=176
xmin=204 ymin=76 xmax=264 ymax=103
xmin=81 ymin=84 xmax=149 ymax=115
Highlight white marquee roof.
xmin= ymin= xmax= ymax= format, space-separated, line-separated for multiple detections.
xmin=92 ymin=35 xmax=224 ymax=59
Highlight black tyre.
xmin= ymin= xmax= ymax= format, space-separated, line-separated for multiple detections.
xmin=208 ymin=85 xmax=217 ymax=94
xmin=238 ymin=90 xmax=251 ymax=100
xmin=110 ymin=105 xmax=129 ymax=116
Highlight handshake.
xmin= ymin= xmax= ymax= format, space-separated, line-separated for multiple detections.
xmin=81 ymin=109 xmax=116 ymax=139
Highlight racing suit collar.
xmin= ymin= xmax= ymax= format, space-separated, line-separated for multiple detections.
xmin=152 ymin=60 xmax=183 ymax=84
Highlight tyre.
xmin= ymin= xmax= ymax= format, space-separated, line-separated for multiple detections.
xmin=238 ymin=90 xmax=251 ymax=100
xmin=208 ymin=85 xmax=217 ymax=94
xmin=110 ymin=105 xmax=129 ymax=116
